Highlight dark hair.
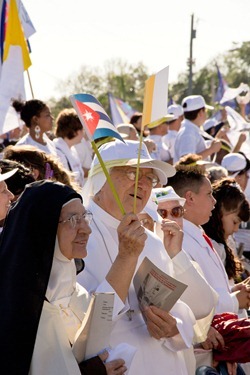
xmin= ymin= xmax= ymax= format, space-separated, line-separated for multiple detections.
xmin=0 ymin=159 xmax=35 ymax=196
xmin=55 ymin=108 xmax=83 ymax=139
xmin=167 ymin=168 xmax=206 ymax=196
xmin=183 ymin=107 xmax=204 ymax=121
xmin=12 ymin=99 xmax=47 ymax=128
xmin=129 ymin=112 xmax=142 ymax=125
xmin=202 ymin=178 xmax=250 ymax=280
xmin=3 ymin=145 xmax=81 ymax=192
xmin=175 ymin=153 xmax=204 ymax=172
xmin=237 ymin=151 xmax=250 ymax=175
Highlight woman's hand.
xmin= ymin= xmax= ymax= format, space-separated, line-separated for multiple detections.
xmin=161 ymin=219 xmax=183 ymax=258
xmin=99 ymin=351 xmax=127 ymax=375
xmin=201 ymin=326 xmax=225 ymax=350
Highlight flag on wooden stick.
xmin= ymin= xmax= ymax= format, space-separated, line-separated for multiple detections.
xmin=142 ymin=66 xmax=173 ymax=129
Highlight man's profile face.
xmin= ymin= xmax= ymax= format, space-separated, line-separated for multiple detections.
xmin=191 ymin=177 xmax=216 ymax=226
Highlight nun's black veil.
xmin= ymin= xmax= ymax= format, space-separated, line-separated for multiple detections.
xmin=0 ymin=180 xmax=82 ymax=374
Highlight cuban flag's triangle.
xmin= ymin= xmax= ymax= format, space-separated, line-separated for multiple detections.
xmin=70 ymin=93 xmax=124 ymax=142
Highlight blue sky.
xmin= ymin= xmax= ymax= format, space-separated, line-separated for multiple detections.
xmin=24 ymin=0 xmax=250 ymax=101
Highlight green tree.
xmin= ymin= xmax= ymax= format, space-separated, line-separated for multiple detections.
xmin=54 ymin=59 xmax=149 ymax=116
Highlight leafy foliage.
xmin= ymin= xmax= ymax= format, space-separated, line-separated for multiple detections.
xmin=49 ymin=42 xmax=250 ymax=118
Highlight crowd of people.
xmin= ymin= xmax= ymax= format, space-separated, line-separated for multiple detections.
xmin=0 ymin=94 xmax=250 ymax=375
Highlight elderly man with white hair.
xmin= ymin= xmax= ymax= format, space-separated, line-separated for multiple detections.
xmin=77 ymin=139 xmax=217 ymax=375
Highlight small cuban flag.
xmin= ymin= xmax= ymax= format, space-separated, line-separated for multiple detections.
xmin=70 ymin=93 xmax=124 ymax=143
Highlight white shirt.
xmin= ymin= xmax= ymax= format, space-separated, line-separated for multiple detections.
xmin=162 ymin=130 xmax=178 ymax=159
xmin=182 ymin=219 xmax=241 ymax=315
xmin=77 ymin=199 xmax=197 ymax=375
xmin=145 ymin=134 xmax=171 ymax=161
xmin=53 ymin=138 xmax=85 ymax=187
xmin=16 ymin=133 xmax=57 ymax=156
xmin=73 ymin=138 xmax=93 ymax=169
xmin=174 ymin=120 xmax=207 ymax=163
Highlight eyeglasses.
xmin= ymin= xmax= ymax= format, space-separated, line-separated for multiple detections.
xmin=124 ymin=169 xmax=159 ymax=188
xmin=59 ymin=211 xmax=93 ymax=229
xmin=157 ymin=206 xmax=185 ymax=219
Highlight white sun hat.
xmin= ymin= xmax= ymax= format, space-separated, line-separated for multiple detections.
xmin=153 ymin=186 xmax=186 ymax=206
xmin=89 ymin=139 xmax=176 ymax=186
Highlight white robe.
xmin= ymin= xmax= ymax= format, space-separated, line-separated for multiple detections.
xmin=182 ymin=219 xmax=244 ymax=315
xmin=77 ymin=200 xmax=197 ymax=375
xmin=29 ymin=239 xmax=125 ymax=375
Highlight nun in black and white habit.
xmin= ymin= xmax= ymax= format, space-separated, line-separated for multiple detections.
xmin=0 ymin=180 xmax=144 ymax=375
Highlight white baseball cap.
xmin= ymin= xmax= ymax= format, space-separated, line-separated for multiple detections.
xmin=167 ymin=104 xmax=184 ymax=121
xmin=153 ymin=186 xmax=186 ymax=206
xmin=182 ymin=95 xmax=214 ymax=112
xmin=203 ymin=118 xmax=218 ymax=132
xmin=89 ymin=140 xmax=176 ymax=185
xmin=221 ymin=153 xmax=247 ymax=177
xmin=0 ymin=168 xmax=18 ymax=182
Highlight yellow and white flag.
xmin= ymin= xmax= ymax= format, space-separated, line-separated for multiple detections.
xmin=142 ymin=66 xmax=173 ymax=128
xmin=0 ymin=0 xmax=33 ymax=134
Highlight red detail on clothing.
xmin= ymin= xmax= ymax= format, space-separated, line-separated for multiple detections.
xmin=211 ymin=312 xmax=250 ymax=363
xmin=202 ymin=233 xmax=215 ymax=252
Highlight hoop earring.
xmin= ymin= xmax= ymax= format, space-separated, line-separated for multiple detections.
xmin=34 ymin=125 xmax=41 ymax=139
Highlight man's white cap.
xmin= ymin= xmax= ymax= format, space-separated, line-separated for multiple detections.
xmin=203 ymin=118 xmax=218 ymax=132
xmin=182 ymin=95 xmax=214 ymax=112
xmin=89 ymin=140 xmax=176 ymax=185
xmin=167 ymin=104 xmax=184 ymax=120
xmin=221 ymin=153 xmax=247 ymax=177
xmin=153 ymin=186 xmax=186 ymax=206
xmin=0 ymin=168 xmax=18 ymax=182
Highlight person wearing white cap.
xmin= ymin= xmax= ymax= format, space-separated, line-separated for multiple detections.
xmin=78 ymin=139 xmax=199 ymax=375
xmin=168 ymin=168 xmax=250 ymax=373
xmin=221 ymin=152 xmax=250 ymax=202
xmin=144 ymin=116 xmax=172 ymax=162
xmin=221 ymin=152 xmax=250 ymax=259
xmin=162 ymin=104 xmax=184 ymax=160
xmin=173 ymin=95 xmax=222 ymax=164
xmin=152 ymin=186 xmax=219 ymax=371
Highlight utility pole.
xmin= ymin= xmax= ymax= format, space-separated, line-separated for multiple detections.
xmin=188 ymin=14 xmax=196 ymax=95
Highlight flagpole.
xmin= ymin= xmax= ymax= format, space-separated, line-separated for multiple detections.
xmin=91 ymin=141 xmax=126 ymax=216
xmin=133 ymin=129 xmax=143 ymax=214
xmin=26 ymin=69 xmax=35 ymax=99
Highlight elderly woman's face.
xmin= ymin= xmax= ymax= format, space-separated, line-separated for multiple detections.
xmin=157 ymin=200 xmax=184 ymax=228
xmin=0 ymin=181 xmax=14 ymax=220
xmin=57 ymin=198 xmax=92 ymax=260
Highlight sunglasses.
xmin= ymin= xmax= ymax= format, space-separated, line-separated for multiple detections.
xmin=157 ymin=206 xmax=185 ymax=219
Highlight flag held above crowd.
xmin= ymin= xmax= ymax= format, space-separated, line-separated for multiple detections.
xmin=70 ymin=93 xmax=124 ymax=143
xmin=108 ymin=92 xmax=137 ymax=126
xmin=142 ymin=66 xmax=173 ymax=128
xmin=70 ymin=93 xmax=126 ymax=215
xmin=0 ymin=0 xmax=34 ymax=135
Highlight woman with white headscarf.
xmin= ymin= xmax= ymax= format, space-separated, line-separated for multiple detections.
xmin=0 ymin=180 xmax=146 ymax=374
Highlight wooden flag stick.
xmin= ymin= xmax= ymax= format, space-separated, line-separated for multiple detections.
xmin=26 ymin=69 xmax=35 ymax=99
xmin=133 ymin=126 xmax=144 ymax=214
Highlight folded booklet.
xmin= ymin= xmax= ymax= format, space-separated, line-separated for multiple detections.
xmin=133 ymin=256 xmax=187 ymax=313
xmin=72 ymin=292 xmax=114 ymax=363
